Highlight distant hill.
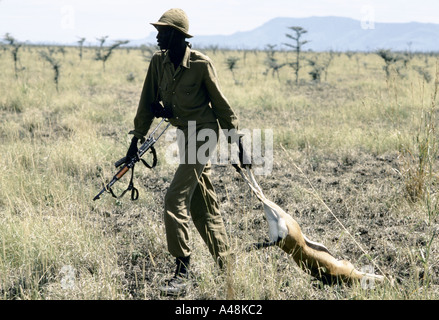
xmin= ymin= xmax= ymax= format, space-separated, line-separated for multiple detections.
xmin=133 ymin=16 xmax=439 ymax=52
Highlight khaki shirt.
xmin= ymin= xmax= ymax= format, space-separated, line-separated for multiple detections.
xmin=130 ymin=45 xmax=239 ymax=140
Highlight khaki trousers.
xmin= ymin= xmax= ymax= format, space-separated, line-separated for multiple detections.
xmin=164 ymin=122 xmax=230 ymax=267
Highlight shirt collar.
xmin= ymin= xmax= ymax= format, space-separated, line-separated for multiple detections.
xmin=181 ymin=45 xmax=191 ymax=69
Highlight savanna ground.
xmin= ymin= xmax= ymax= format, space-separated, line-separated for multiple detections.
xmin=0 ymin=40 xmax=438 ymax=300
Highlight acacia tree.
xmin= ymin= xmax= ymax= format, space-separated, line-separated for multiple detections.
xmin=283 ymin=26 xmax=309 ymax=84
xmin=39 ymin=50 xmax=61 ymax=92
xmin=376 ymin=49 xmax=404 ymax=80
xmin=77 ymin=37 xmax=86 ymax=61
xmin=95 ymin=36 xmax=108 ymax=55
xmin=263 ymin=45 xmax=287 ymax=81
xmin=307 ymin=57 xmax=324 ymax=83
xmin=3 ymin=33 xmax=23 ymax=79
xmin=95 ymin=36 xmax=129 ymax=71
xmin=225 ymin=56 xmax=240 ymax=84
xmin=140 ymin=44 xmax=158 ymax=62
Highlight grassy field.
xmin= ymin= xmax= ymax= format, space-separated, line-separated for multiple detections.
xmin=0 ymin=42 xmax=438 ymax=300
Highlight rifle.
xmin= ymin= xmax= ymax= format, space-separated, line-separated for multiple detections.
xmin=93 ymin=118 xmax=171 ymax=201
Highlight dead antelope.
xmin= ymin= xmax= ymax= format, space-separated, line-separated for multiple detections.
xmin=235 ymin=166 xmax=384 ymax=285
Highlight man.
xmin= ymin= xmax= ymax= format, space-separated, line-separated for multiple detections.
xmin=126 ymin=8 xmax=249 ymax=296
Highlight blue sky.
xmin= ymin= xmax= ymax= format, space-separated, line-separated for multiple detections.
xmin=1 ymin=0 xmax=439 ymax=43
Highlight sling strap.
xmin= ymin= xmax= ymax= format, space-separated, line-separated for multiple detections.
xmin=107 ymin=146 xmax=157 ymax=201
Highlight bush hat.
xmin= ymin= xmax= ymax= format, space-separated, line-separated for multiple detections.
xmin=151 ymin=8 xmax=193 ymax=38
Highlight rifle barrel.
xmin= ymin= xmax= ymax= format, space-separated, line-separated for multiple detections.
xmin=93 ymin=188 xmax=106 ymax=201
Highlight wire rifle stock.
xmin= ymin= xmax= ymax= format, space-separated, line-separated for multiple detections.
xmin=93 ymin=118 xmax=171 ymax=201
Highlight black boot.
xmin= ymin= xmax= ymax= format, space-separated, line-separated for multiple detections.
xmin=160 ymin=256 xmax=191 ymax=296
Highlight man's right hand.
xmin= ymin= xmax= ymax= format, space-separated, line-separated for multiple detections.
xmin=125 ymin=136 xmax=139 ymax=163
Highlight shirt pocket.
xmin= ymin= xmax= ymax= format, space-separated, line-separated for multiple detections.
xmin=177 ymin=83 xmax=198 ymax=107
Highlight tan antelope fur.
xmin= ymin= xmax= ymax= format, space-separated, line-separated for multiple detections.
xmin=237 ymin=167 xmax=384 ymax=285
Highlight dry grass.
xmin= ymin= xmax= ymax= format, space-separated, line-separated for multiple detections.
xmin=0 ymin=45 xmax=438 ymax=300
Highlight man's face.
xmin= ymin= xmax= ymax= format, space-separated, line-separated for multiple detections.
xmin=156 ymin=26 xmax=175 ymax=51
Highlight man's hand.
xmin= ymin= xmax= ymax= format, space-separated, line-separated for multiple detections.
xmin=125 ymin=136 xmax=139 ymax=163
xmin=238 ymin=136 xmax=251 ymax=168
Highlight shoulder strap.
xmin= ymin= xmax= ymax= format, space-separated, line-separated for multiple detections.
xmin=107 ymin=146 xmax=157 ymax=201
